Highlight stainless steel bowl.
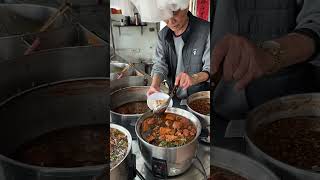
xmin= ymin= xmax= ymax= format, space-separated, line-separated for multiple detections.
xmin=110 ymin=123 xmax=133 ymax=180
xmin=135 ymin=107 xmax=201 ymax=176
xmin=110 ymin=86 xmax=149 ymax=136
xmin=211 ymin=147 xmax=279 ymax=180
xmin=245 ymin=93 xmax=320 ymax=180
xmin=186 ymin=91 xmax=210 ymax=127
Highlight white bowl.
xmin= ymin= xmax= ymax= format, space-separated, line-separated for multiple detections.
xmin=147 ymin=92 xmax=173 ymax=110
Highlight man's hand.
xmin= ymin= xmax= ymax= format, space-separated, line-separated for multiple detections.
xmin=147 ymin=85 xmax=160 ymax=96
xmin=175 ymin=72 xmax=194 ymax=90
xmin=147 ymin=74 xmax=162 ymax=96
xmin=212 ymin=34 xmax=275 ymax=90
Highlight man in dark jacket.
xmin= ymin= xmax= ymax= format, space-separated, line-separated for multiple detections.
xmin=211 ymin=0 xmax=320 ymax=119
xmin=147 ymin=8 xmax=210 ymax=99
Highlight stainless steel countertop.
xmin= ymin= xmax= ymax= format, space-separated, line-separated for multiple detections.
xmin=133 ymin=140 xmax=210 ymax=180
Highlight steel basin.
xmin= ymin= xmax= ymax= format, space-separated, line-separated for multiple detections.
xmin=245 ymin=93 xmax=320 ymax=180
xmin=135 ymin=107 xmax=201 ymax=176
xmin=0 ymin=4 xmax=67 ymax=37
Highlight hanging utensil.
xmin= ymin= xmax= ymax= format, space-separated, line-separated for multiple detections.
xmin=116 ymin=63 xmax=134 ymax=79
xmin=24 ymin=1 xmax=72 ymax=55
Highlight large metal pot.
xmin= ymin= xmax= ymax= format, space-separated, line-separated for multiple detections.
xmin=0 ymin=4 xmax=66 ymax=37
xmin=0 ymin=24 xmax=106 ymax=62
xmin=211 ymin=147 xmax=279 ymax=180
xmin=110 ymin=86 xmax=149 ymax=137
xmin=110 ymin=123 xmax=133 ymax=180
xmin=135 ymin=107 xmax=201 ymax=176
xmin=0 ymin=78 xmax=108 ymax=180
xmin=186 ymin=91 xmax=210 ymax=127
xmin=245 ymin=93 xmax=320 ymax=180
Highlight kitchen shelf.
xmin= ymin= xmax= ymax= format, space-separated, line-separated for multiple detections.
xmin=113 ymin=24 xmax=147 ymax=35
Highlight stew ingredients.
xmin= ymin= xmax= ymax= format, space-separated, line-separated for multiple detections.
xmin=141 ymin=113 xmax=197 ymax=147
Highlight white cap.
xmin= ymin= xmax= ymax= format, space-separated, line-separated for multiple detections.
xmin=130 ymin=0 xmax=189 ymax=22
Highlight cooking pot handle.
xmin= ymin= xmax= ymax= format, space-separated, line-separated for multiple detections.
xmin=199 ymin=127 xmax=209 ymax=138
xmin=129 ymin=154 xmax=137 ymax=180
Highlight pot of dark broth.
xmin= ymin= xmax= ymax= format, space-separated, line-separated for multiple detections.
xmin=246 ymin=93 xmax=320 ymax=180
xmin=187 ymin=91 xmax=210 ymax=127
xmin=0 ymin=78 xmax=108 ymax=180
xmin=110 ymin=86 xmax=150 ymax=137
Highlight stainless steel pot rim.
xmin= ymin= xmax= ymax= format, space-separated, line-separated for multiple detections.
xmin=110 ymin=110 xmax=145 ymax=117
xmin=135 ymin=107 xmax=201 ymax=150
xmin=186 ymin=91 xmax=210 ymax=117
xmin=0 ymin=3 xmax=58 ymax=12
xmin=0 ymin=77 xmax=109 ymax=107
xmin=110 ymin=86 xmax=150 ymax=95
xmin=244 ymin=133 xmax=320 ymax=176
xmin=211 ymin=146 xmax=280 ymax=179
xmin=110 ymin=123 xmax=133 ymax=171
xmin=247 ymin=93 xmax=320 ymax=118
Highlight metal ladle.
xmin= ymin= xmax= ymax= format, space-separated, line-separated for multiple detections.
xmin=152 ymin=85 xmax=178 ymax=116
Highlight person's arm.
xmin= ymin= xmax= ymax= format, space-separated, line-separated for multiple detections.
xmin=294 ymin=0 xmax=320 ymax=65
xmin=148 ymin=33 xmax=169 ymax=95
xmin=175 ymin=34 xmax=210 ymax=89
xmin=212 ymin=32 xmax=316 ymax=90
xmin=212 ymin=0 xmax=320 ymax=90
xmin=269 ymin=32 xmax=316 ymax=69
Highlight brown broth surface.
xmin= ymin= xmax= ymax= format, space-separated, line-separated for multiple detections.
xmin=209 ymin=166 xmax=248 ymax=180
xmin=10 ymin=124 xmax=106 ymax=168
xmin=113 ymin=101 xmax=149 ymax=114
xmin=189 ymin=98 xmax=210 ymax=115
xmin=254 ymin=116 xmax=320 ymax=170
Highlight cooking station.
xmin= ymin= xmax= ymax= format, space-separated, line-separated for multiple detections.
xmin=137 ymin=99 xmax=209 ymax=180
xmin=110 ymin=79 xmax=210 ymax=180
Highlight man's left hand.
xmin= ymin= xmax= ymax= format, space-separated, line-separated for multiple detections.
xmin=175 ymin=72 xmax=194 ymax=90
xmin=212 ymin=34 xmax=276 ymax=90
